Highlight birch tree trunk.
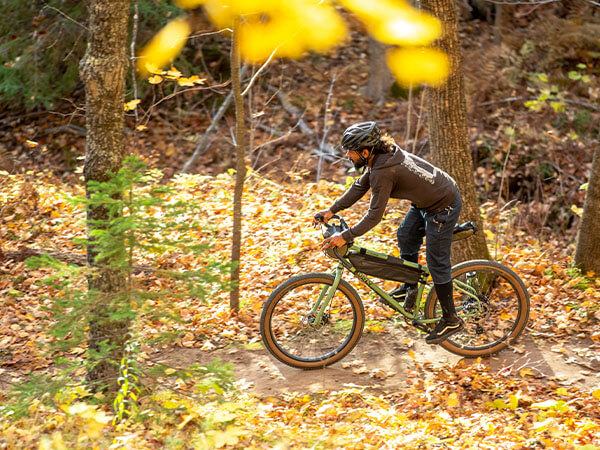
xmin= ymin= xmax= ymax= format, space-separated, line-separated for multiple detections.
xmin=421 ymin=0 xmax=490 ymax=264
xmin=575 ymin=148 xmax=600 ymax=275
xmin=79 ymin=0 xmax=130 ymax=392
xmin=230 ymin=16 xmax=247 ymax=311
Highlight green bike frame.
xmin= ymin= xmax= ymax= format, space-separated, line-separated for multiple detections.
xmin=309 ymin=244 xmax=483 ymax=328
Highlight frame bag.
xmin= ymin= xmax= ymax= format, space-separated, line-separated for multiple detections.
xmin=347 ymin=252 xmax=422 ymax=284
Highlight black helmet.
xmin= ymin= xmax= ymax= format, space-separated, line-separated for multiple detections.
xmin=341 ymin=121 xmax=381 ymax=151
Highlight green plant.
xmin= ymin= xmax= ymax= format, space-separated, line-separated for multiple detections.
xmin=524 ymin=73 xmax=566 ymax=113
xmin=8 ymin=156 xmax=231 ymax=417
xmin=0 ymin=1 xmax=185 ymax=109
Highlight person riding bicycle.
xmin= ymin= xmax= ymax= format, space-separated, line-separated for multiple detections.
xmin=314 ymin=121 xmax=464 ymax=344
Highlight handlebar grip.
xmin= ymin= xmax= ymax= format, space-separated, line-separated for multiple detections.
xmin=314 ymin=212 xmax=325 ymax=223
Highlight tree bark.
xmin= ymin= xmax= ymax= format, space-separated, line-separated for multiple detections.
xmin=79 ymin=0 xmax=130 ymax=392
xmin=420 ymin=0 xmax=490 ymax=264
xmin=575 ymin=148 xmax=600 ymax=275
xmin=366 ymin=37 xmax=392 ymax=104
xmin=230 ymin=16 xmax=247 ymax=311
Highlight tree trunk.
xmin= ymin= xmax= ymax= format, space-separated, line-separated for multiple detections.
xmin=79 ymin=0 xmax=130 ymax=392
xmin=421 ymin=0 xmax=490 ymax=264
xmin=230 ymin=16 xmax=247 ymax=311
xmin=575 ymin=148 xmax=600 ymax=275
xmin=366 ymin=37 xmax=392 ymax=104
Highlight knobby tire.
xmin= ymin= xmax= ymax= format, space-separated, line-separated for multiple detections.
xmin=424 ymin=260 xmax=530 ymax=357
xmin=260 ymin=273 xmax=365 ymax=369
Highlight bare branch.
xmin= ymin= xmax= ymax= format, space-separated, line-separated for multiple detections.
xmin=141 ymin=80 xmax=231 ymax=124
xmin=242 ymin=47 xmax=279 ymax=97
xmin=42 ymin=4 xmax=88 ymax=30
xmin=188 ymin=29 xmax=233 ymax=39
xmin=253 ymin=112 xmax=306 ymax=152
xmin=317 ymin=72 xmax=338 ymax=183
xmin=130 ymin=1 xmax=140 ymax=122
xmin=272 ymin=89 xmax=315 ymax=136
xmin=181 ymin=68 xmax=248 ymax=173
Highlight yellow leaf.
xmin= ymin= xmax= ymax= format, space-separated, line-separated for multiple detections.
xmin=555 ymin=387 xmax=569 ymax=396
xmin=212 ymin=410 xmax=237 ymax=423
xmin=206 ymin=426 xmax=247 ymax=448
xmin=408 ymin=349 xmax=415 ymax=359
xmin=166 ymin=65 xmax=182 ymax=79
xmin=165 ymin=368 xmax=177 ymax=375
xmin=386 ymin=47 xmax=449 ymax=87
xmin=67 ymin=403 xmax=112 ymax=439
xmin=162 ymin=399 xmax=182 ymax=409
xmin=148 ymin=75 xmax=163 ymax=84
xmin=509 ymin=394 xmax=519 ymax=410
xmin=144 ymin=62 xmax=164 ymax=75
xmin=519 ymin=368 xmax=534 ymax=377
xmin=136 ymin=125 xmax=148 ymax=131
xmin=367 ymin=323 xmax=384 ymax=332
xmin=188 ymin=75 xmax=206 ymax=84
xmin=177 ymin=413 xmax=197 ymax=430
xmin=137 ymin=18 xmax=191 ymax=77
xmin=531 ymin=400 xmax=558 ymax=409
xmin=492 ymin=398 xmax=509 ymax=410
xmin=124 ymin=99 xmax=141 ymax=111
xmin=39 ymin=432 xmax=67 ymax=450
xmin=570 ymin=204 xmax=583 ymax=217
xmin=447 ymin=392 xmax=459 ymax=407
xmin=177 ymin=77 xmax=195 ymax=87
xmin=592 ymin=389 xmax=600 ymax=400
xmin=25 ymin=140 xmax=39 ymax=147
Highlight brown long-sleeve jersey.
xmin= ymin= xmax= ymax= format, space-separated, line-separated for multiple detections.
xmin=330 ymin=145 xmax=458 ymax=242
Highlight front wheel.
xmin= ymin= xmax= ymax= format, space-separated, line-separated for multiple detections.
xmin=260 ymin=273 xmax=365 ymax=369
xmin=424 ymin=260 xmax=530 ymax=357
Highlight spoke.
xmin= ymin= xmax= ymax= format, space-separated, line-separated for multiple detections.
xmin=270 ymin=281 xmax=356 ymax=361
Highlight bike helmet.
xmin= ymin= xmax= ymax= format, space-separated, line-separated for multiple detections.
xmin=340 ymin=121 xmax=381 ymax=151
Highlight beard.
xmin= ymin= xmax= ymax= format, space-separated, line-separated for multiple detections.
xmin=352 ymin=158 xmax=367 ymax=172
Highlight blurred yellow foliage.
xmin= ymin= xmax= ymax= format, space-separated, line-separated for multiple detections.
xmin=386 ymin=47 xmax=449 ymax=86
xmin=137 ymin=17 xmax=191 ymax=77
xmin=140 ymin=0 xmax=449 ymax=86
xmin=339 ymin=0 xmax=441 ymax=46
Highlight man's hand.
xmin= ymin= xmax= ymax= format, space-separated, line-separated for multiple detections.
xmin=321 ymin=233 xmax=347 ymax=250
xmin=313 ymin=209 xmax=334 ymax=227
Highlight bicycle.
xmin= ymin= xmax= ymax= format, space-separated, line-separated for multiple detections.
xmin=260 ymin=215 xmax=530 ymax=369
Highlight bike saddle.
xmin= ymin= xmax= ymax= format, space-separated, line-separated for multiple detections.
xmin=452 ymin=221 xmax=477 ymax=241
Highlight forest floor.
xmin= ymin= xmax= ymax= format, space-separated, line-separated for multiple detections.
xmin=167 ymin=324 xmax=600 ymax=398
xmin=2 ymin=7 xmax=600 ymax=447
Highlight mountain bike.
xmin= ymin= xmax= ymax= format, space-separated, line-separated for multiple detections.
xmin=260 ymin=215 xmax=530 ymax=369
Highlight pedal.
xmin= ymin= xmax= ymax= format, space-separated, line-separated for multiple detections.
xmin=411 ymin=319 xmax=430 ymax=333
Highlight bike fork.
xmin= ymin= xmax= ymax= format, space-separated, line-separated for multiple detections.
xmin=309 ymin=266 xmax=343 ymax=325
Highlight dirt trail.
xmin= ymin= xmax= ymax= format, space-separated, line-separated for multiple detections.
xmin=164 ymin=326 xmax=600 ymax=397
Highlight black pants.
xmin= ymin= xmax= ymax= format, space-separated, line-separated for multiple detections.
xmin=396 ymin=193 xmax=462 ymax=284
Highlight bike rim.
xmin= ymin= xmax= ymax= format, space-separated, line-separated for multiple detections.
xmin=267 ymin=279 xmax=359 ymax=363
xmin=436 ymin=265 xmax=526 ymax=351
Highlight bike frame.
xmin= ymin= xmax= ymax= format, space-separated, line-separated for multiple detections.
xmin=310 ymin=244 xmax=482 ymax=328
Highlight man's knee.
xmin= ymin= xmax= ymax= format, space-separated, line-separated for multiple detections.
xmin=396 ymin=227 xmax=410 ymax=247
xmin=397 ymin=225 xmax=424 ymax=247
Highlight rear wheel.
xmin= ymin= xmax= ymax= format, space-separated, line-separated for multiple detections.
xmin=260 ymin=273 xmax=364 ymax=369
xmin=424 ymin=260 xmax=529 ymax=357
